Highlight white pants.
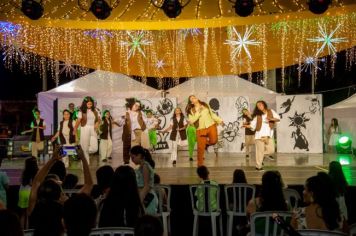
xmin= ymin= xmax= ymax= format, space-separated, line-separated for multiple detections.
xmin=245 ymin=135 xmax=255 ymax=156
xmin=255 ymin=137 xmax=275 ymax=169
xmin=171 ymin=134 xmax=182 ymax=161
xmin=31 ymin=141 xmax=44 ymax=158
xmin=80 ymin=125 xmax=98 ymax=164
xmin=99 ymin=137 xmax=112 ymax=161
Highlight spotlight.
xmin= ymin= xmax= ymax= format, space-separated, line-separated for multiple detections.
xmin=90 ymin=0 xmax=112 ymax=20
xmin=151 ymin=0 xmax=191 ymax=19
xmin=307 ymin=0 xmax=331 ymax=14
xmin=21 ymin=0 xmax=44 ymax=20
xmin=336 ymin=135 xmax=353 ymax=154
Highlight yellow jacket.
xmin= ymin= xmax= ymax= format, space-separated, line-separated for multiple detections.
xmin=188 ymin=106 xmax=223 ymax=130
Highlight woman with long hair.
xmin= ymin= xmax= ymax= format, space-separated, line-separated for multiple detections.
xmin=232 ymin=169 xmax=247 ymax=184
xmin=121 ymin=98 xmax=147 ymax=165
xmin=160 ymin=107 xmax=188 ymax=166
xmin=130 ymin=145 xmax=157 ymax=215
xmin=74 ymin=96 xmax=101 ymax=164
xmin=185 ymin=95 xmax=224 ymax=166
xmin=327 ymin=118 xmax=341 ymax=153
xmin=18 ymin=157 xmax=39 ymax=228
xmin=247 ymin=170 xmax=287 ymax=217
xmin=329 ymin=161 xmax=348 ymax=222
xmin=99 ymin=110 xmax=119 ymax=162
xmin=291 ymin=174 xmax=341 ymax=231
xmin=243 ymin=100 xmax=280 ymax=171
xmin=98 ymin=165 xmax=144 ymax=227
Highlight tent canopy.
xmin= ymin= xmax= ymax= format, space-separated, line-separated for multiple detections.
xmin=168 ymin=75 xmax=277 ymax=107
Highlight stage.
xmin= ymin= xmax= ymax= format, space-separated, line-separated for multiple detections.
xmin=2 ymin=152 xmax=355 ymax=186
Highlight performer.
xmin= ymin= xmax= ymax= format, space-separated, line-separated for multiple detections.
xmin=50 ymin=109 xmax=76 ymax=167
xmin=185 ymin=95 xmax=224 ymax=166
xmin=242 ymin=108 xmax=255 ymax=158
xmin=73 ymin=96 xmax=100 ymax=164
xmin=160 ymin=108 xmax=188 ymax=166
xmin=68 ymin=102 xmax=77 ymax=120
xmin=121 ymin=98 xmax=147 ymax=165
xmin=99 ymin=110 xmax=119 ymax=162
xmin=145 ymin=110 xmax=159 ymax=151
xmin=243 ymin=100 xmax=280 ymax=171
xmin=327 ymin=118 xmax=341 ymax=153
xmin=21 ymin=108 xmax=46 ymax=159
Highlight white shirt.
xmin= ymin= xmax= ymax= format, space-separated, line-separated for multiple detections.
xmin=250 ymin=109 xmax=280 ymax=139
xmin=58 ymin=120 xmax=76 ymax=136
xmin=78 ymin=110 xmax=99 ymax=126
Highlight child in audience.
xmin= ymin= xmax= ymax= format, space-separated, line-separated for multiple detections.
xmin=329 ymin=161 xmax=348 ymax=222
xmin=0 ymin=162 xmax=9 ymax=208
xmin=232 ymin=169 xmax=247 ymax=183
xmin=135 ymin=215 xmax=163 ymax=236
xmin=62 ymin=174 xmax=79 ymax=190
xmin=195 ymin=166 xmax=219 ymax=212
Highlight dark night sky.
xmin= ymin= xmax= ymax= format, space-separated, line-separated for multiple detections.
xmin=0 ymin=47 xmax=355 ymax=106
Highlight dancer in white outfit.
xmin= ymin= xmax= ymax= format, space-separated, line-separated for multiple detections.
xmin=243 ymin=101 xmax=280 ymax=171
xmin=160 ymin=108 xmax=187 ymax=166
xmin=74 ymin=96 xmax=101 ymax=164
xmin=99 ymin=110 xmax=119 ymax=162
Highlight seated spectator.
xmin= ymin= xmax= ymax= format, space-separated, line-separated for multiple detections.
xmin=329 ymin=161 xmax=348 ymax=222
xmin=154 ymin=173 xmax=168 ymax=211
xmin=63 ymin=193 xmax=97 ymax=236
xmin=130 ymin=145 xmax=158 ymax=215
xmin=195 ymin=165 xmax=219 ymax=212
xmin=233 ymin=169 xmax=247 ymax=183
xmin=48 ymin=160 xmax=66 ymax=182
xmin=92 ymin=165 xmax=114 ymax=200
xmin=62 ymin=174 xmax=79 ymax=189
xmin=247 ymin=170 xmax=288 ymax=217
xmin=0 ymin=161 xmax=9 ymax=208
xmin=99 ymin=165 xmax=144 ymax=228
xmin=18 ymin=157 xmax=39 ymax=228
xmin=291 ymin=174 xmax=341 ymax=231
xmin=135 ymin=215 xmax=163 ymax=236
xmin=0 ymin=209 xmax=24 ymax=236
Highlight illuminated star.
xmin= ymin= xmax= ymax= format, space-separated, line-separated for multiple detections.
xmin=120 ymin=31 xmax=152 ymax=59
xmin=83 ymin=29 xmax=113 ymax=40
xmin=2 ymin=40 xmax=29 ymax=63
xmin=155 ymin=59 xmax=166 ymax=69
xmin=298 ymin=55 xmax=321 ymax=74
xmin=307 ymin=23 xmax=348 ymax=56
xmin=179 ymin=28 xmax=202 ymax=39
xmin=59 ymin=60 xmax=78 ymax=79
xmin=224 ymin=26 xmax=261 ymax=60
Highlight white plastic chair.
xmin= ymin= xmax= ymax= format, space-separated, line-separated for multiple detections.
xmin=350 ymin=223 xmax=356 ymax=236
xmin=250 ymin=211 xmax=293 ymax=236
xmin=224 ymin=184 xmax=256 ymax=236
xmin=298 ymin=229 xmax=347 ymax=236
xmin=63 ymin=188 xmax=80 ymax=198
xmin=283 ymin=188 xmax=301 ymax=210
xmin=89 ymin=227 xmax=134 ymax=236
xmin=154 ymin=184 xmax=171 ymax=236
xmin=189 ymin=184 xmax=222 ymax=236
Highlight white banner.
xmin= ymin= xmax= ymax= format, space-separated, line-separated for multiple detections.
xmin=276 ymin=94 xmax=323 ymax=153
xmin=207 ymin=96 xmax=250 ymax=153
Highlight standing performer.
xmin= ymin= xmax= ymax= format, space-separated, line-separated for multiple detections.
xmin=185 ymin=95 xmax=224 ymax=166
xmin=121 ymin=98 xmax=147 ymax=165
xmin=243 ymin=101 xmax=280 ymax=171
xmin=160 ymin=108 xmax=188 ymax=166
xmin=74 ymin=96 xmax=101 ymax=164
xmin=327 ymin=118 xmax=341 ymax=153
xmin=242 ymin=108 xmax=255 ymax=158
xmin=99 ymin=110 xmax=119 ymax=162
xmin=21 ymin=108 xmax=46 ymax=159
xmin=50 ymin=109 xmax=76 ymax=167
xmin=145 ymin=110 xmax=159 ymax=151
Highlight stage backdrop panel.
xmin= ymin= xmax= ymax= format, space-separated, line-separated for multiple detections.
xmin=207 ymin=96 xmax=250 ymax=153
xmin=276 ymin=94 xmax=323 ymax=153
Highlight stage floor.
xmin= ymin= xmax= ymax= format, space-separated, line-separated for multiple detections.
xmin=2 ymin=152 xmax=355 ymax=186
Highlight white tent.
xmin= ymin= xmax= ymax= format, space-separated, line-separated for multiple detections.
xmin=38 ymin=70 xmax=160 ymax=135
xmin=324 ymin=93 xmax=356 ymax=148
xmin=168 ymin=75 xmax=277 ymax=108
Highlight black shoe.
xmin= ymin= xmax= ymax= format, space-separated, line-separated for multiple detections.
xmin=241 ymin=143 xmax=245 ymax=151
xmin=255 ymin=167 xmax=264 ymax=171
xmin=262 ymin=162 xmax=264 ymax=166
xmin=108 ymin=157 xmax=112 ymax=160
xmin=172 ymin=160 xmax=176 ymax=165
xmin=246 ymin=154 xmax=249 ymax=158
xmin=267 ymin=155 xmax=275 ymax=161
xmin=102 ymin=159 xmax=107 ymax=162
xmin=189 ymin=158 xmax=193 ymax=162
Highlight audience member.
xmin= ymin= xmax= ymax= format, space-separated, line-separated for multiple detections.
xmin=329 ymin=161 xmax=348 ymax=221
xmin=48 ymin=160 xmax=66 ymax=182
xmin=92 ymin=165 xmax=114 ymax=199
xmin=233 ymin=169 xmax=247 ymax=183
xmin=0 ymin=161 xmax=9 ymax=208
xmin=62 ymin=174 xmax=79 ymax=189
xmin=0 ymin=209 xmax=24 ymax=236
xmin=195 ymin=165 xmax=219 ymax=212
xmin=134 ymin=215 xmax=163 ymax=236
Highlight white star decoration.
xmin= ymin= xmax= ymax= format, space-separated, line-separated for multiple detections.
xmin=120 ymin=31 xmax=152 ymax=59
xmin=298 ymin=56 xmax=321 ymax=74
xmin=224 ymin=26 xmax=261 ymax=60
xmin=59 ymin=60 xmax=78 ymax=79
xmin=307 ymin=23 xmax=348 ymax=56
xmin=179 ymin=28 xmax=202 ymax=39
xmin=155 ymin=59 xmax=166 ymax=69
xmin=2 ymin=39 xmax=34 ymax=63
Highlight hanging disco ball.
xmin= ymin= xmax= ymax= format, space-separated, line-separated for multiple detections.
xmin=234 ymin=0 xmax=255 ymax=17
xmin=90 ymin=0 xmax=112 ymax=20
xmin=307 ymin=0 xmax=331 ymax=14
xmin=21 ymin=0 xmax=44 ymax=20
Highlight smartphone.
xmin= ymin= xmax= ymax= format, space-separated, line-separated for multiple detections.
xmin=59 ymin=145 xmax=77 ymax=157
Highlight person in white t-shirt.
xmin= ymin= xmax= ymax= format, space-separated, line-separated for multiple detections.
xmin=21 ymin=108 xmax=47 ymax=158
xmin=243 ymin=101 xmax=280 ymax=171
xmin=51 ymin=109 xmax=77 ymax=167
xmin=74 ymin=97 xmax=101 ymax=164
